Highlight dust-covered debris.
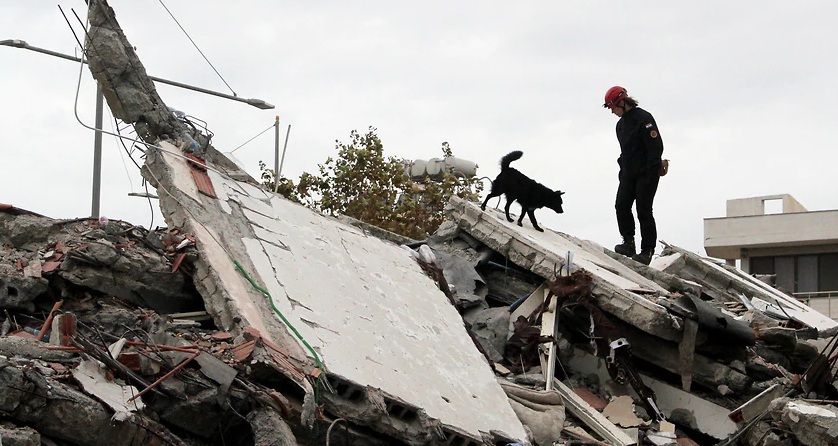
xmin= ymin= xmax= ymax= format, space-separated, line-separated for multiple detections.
xmin=4 ymin=1 xmax=836 ymax=444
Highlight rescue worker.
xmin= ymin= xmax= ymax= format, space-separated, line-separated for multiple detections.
xmin=603 ymin=86 xmax=664 ymax=265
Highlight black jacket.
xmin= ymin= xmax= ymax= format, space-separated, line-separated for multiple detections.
xmin=616 ymin=107 xmax=664 ymax=178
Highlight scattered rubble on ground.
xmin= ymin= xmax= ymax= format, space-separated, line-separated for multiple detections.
xmin=2 ymin=1 xmax=837 ymax=445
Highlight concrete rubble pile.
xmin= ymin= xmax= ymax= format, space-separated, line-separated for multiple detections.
xmin=2 ymin=199 xmax=838 ymax=445
xmin=1 ymin=1 xmax=836 ymax=445
xmin=429 ymin=198 xmax=838 ymax=446
xmin=0 ymin=208 xmax=341 ymax=445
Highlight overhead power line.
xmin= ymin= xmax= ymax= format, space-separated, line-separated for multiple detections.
xmin=231 ymin=123 xmax=276 ymax=153
xmin=158 ymin=0 xmax=237 ymax=97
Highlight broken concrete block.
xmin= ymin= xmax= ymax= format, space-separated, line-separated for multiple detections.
xmin=0 ymin=358 xmax=29 ymax=413
xmin=0 ymin=336 xmax=77 ymax=363
xmin=86 ymin=0 xmax=182 ymax=142
xmin=159 ymin=387 xmax=223 ymax=438
xmin=0 ymin=266 xmax=47 ymax=312
xmin=760 ymin=431 xmax=794 ymax=446
xmin=432 ymin=247 xmax=488 ymax=308
xmin=59 ymin=251 xmax=200 ymax=314
xmin=8 ymin=362 xmax=183 ymax=446
xmin=444 ymin=197 xmax=681 ymax=343
xmin=0 ymin=422 xmax=40 ymax=446
xmin=143 ymin=142 xmax=531 ymax=444
xmin=245 ymin=406 xmax=298 ymax=446
xmin=656 ymin=244 xmax=837 ymax=334
xmin=757 ymin=327 xmax=799 ymax=353
xmin=769 ymin=398 xmax=838 ymax=446
xmin=463 ymin=306 xmax=510 ymax=362
xmin=0 ymin=212 xmax=57 ymax=251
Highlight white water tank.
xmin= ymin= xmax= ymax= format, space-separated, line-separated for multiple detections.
xmin=404 ymin=156 xmax=477 ymax=179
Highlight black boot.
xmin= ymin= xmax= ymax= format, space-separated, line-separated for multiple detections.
xmin=632 ymin=249 xmax=654 ymax=265
xmin=614 ymin=238 xmax=636 ymax=257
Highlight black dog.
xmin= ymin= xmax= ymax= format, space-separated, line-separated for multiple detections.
xmin=480 ymin=151 xmax=564 ymax=232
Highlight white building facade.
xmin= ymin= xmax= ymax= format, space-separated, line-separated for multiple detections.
xmin=704 ymin=194 xmax=838 ymax=320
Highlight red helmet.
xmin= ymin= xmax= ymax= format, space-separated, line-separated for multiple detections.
xmin=603 ymin=86 xmax=627 ymax=109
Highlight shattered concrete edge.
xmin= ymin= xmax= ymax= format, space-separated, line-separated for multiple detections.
xmin=661 ymin=243 xmax=838 ymax=335
xmin=142 ymin=144 xmax=313 ymax=383
xmin=86 ymin=0 xmax=182 ymax=143
xmin=443 ymin=196 xmax=682 ymax=342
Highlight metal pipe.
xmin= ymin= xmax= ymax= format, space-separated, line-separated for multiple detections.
xmin=273 ymin=116 xmax=280 ymax=192
xmin=279 ymin=124 xmax=291 ymax=177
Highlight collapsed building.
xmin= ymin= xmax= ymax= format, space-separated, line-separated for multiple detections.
xmin=2 ymin=1 xmax=837 ymax=445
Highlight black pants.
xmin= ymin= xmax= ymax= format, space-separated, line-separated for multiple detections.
xmin=615 ymin=172 xmax=660 ymax=252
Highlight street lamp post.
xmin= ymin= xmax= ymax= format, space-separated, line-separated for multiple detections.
xmin=1 ymin=38 xmax=275 ymax=218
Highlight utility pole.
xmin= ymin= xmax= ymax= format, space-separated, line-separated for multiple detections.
xmin=92 ymin=84 xmax=104 ymax=218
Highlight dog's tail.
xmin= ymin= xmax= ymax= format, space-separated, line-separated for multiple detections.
xmin=501 ymin=150 xmax=523 ymax=170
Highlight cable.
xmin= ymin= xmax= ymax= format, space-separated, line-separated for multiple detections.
xmin=58 ymin=5 xmax=86 ymax=54
xmin=112 ymin=115 xmax=157 ymax=229
xmin=325 ymin=418 xmax=347 ymax=446
xmin=230 ymin=123 xmax=275 ymax=153
xmin=157 ymin=0 xmax=237 ymax=96
xmin=111 ymin=114 xmax=136 ymax=192
xmin=233 ymin=259 xmax=325 ymax=375
xmin=71 ymin=6 xmax=132 ymax=125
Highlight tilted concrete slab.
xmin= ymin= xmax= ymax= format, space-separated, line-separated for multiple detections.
xmin=652 ymin=244 xmax=838 ymax=334
xmin=144 ymin=143 xmax=528 ymax=444
xmin=442 ymin=196 xmax=681 ymax=342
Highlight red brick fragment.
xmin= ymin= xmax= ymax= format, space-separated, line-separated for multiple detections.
xmin=571 ymin=387 xmax=608 ymax=411
xmin=212 ymin=332 xmax=233 ymax=341
xmin=41 ymin=261 xmax=61 ymax=274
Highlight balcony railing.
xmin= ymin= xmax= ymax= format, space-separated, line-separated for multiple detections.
xmin=794 ymin=290 xmax=838 ymax=320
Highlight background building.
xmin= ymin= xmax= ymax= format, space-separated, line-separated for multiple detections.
xmin=704 ymin=194 xmax=838 ymax=319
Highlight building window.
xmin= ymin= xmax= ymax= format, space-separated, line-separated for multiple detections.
xmin=774 ymin=256 xmax=795 ymax=294
xmin=750 ymin=253 xmax=838 ymax=294
xmin=797 ymin=256 xmax=818 ymax=293
xmin=820 ymin=253 xmax=838 ymax=291
xmin=751 ymin=257 xmax=774 ymax=275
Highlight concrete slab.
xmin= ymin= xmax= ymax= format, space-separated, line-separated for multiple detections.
xmin=444 ymin=197 xmax=681 ymax=342
xmin=145 ymin=143 xmax=529 ymax=443
xmin=455 ymin=198 xmax=664 ymax=292
xmin=654 ymin=245 xmax=837 ymax=333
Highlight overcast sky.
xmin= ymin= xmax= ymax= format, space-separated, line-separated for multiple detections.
xmin=2 ymin=1 xmax=836 ymax=257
